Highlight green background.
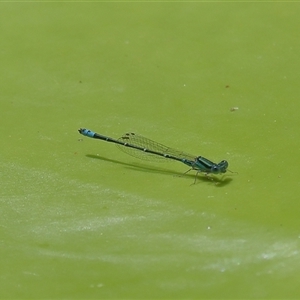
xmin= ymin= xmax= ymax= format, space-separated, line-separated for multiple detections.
xmin=1 ymin=2 xmax=300 ymax=299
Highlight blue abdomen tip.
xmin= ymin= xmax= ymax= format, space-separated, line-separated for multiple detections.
xmin=80 ymin=128 xmax=95 ymax=137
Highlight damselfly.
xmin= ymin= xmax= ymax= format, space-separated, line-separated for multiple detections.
xmin=78 ymin=128 xmax=229 ymax=183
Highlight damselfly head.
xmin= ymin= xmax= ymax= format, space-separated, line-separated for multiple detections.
xmin=216 ymin=161 xmax=238 ymax=175
xmin=214 ymin=160 xmax=228 ymax=174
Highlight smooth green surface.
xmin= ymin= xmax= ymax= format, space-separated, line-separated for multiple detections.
xmin=1 ymin=2 xmax=300 ymax=299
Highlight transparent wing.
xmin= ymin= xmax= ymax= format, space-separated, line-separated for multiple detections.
xmin=116 ymin=133 xmax=196 ymax=162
